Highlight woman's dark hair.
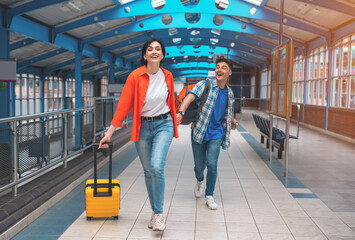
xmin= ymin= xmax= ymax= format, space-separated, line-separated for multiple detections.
xmin=140 ymin=38 xmax=166 ymax=66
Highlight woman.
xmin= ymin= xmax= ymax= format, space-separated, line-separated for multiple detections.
xmin=99 ymin=39 xmax=178 ymax=231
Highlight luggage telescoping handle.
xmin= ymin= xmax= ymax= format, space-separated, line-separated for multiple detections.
xmin=92 ymin=142 xmax=113 ymax=197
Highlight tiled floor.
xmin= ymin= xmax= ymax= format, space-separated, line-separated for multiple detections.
xmin=12 ymin=109 xmax=355 ymax=240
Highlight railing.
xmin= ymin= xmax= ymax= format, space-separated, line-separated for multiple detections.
xmin=273 ymin=103 xmax=301 ymax=138
xmin=0 ymin=97 xmax=128 ymax=196
xmin=266 ymin=103 xmax=301 ymax=177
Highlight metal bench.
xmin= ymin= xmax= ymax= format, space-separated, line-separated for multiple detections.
xmin=252 ymin=113 xmax=298 ymax=159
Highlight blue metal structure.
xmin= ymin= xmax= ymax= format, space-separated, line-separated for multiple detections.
xmin=1 ymin=0 xmax=335 ymax=82
xmin=0 ymin=0 xmax=354 ymax=120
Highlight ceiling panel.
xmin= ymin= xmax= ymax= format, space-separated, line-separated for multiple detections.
xmin=266 ymin=0 xmax=353 ymax=31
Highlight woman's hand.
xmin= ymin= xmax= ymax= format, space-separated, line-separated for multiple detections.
xmin=98 ymin=134 xmax=111 ymax=149
xmin=98 ymin=125 xmax=117 ymax=149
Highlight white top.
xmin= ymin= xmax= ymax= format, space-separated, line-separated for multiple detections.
xmin=141 ymin=68 xmax=170 ymax=117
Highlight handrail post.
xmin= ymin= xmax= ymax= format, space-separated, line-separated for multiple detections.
xmin=284 ymin=38 xmax=293 ymax=178
xmin=63 ymin=112 xmax=68 ymax=168
xmin=93 ymin=99 xmax=96 ymax=143
xmin=12 ymin=121 xmax=18 ymax=196
xmin=297 ymin=104 xmax=300 ymax=138
xmin=269 ymin=114 xmax=273 ymax=162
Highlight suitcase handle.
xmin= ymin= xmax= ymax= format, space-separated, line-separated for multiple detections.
xmin=92 ymin=142 xmax=113 ymax=197
xmin=85 ymin=183 xmax=120 ymax=197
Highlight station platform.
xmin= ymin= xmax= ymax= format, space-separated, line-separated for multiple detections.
xmin=8 ymin=109 xmax=355 ymax=240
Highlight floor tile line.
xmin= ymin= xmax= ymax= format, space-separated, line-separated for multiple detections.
xmin=226 ymin=132 xmax=263 ymax=239
xmin=163 ymin=137 xmax=189 ymax=240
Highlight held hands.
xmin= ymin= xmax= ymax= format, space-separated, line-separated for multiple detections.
xmin=231 ymin=118 xmax=238 ymax=130
xmin=176 ymin=112 xmax=183 ymax=126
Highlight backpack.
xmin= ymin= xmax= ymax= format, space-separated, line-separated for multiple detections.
xmin=175 ymin=79 xmax=211 ymax=125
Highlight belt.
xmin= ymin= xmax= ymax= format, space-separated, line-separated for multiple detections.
xmin=141 ymin=112 xmax=170 ymax=121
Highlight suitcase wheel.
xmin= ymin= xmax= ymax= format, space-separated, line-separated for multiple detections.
xmin=87 ymin=217 xmax=92 ymax=221
xmin=114 ymin=216 xmax=119 ymax=220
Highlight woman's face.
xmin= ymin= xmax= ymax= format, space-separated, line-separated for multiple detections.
xmin=144 ymin=41 xmax=164 ymax=65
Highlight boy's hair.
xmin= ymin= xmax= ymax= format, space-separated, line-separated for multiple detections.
xmin=140 ymin=38 xmax=166 ymax=66
xmin=215 ymin=56 xmax=233 ymax=70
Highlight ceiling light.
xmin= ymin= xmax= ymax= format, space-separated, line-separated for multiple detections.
xmin=119 ymin=0 xmax=134 ymax=4
xmin=173 ymin=38 xmax=182 ymax=44
xmin=217 ymin=0 xmax=229 ymax=9
xmin=211 ymin=29 xmax=221 ymax=35
xmin=95 ymin=22 xmax=106 ymax=28
xmin=250 ymin=7 xmax=256 ymax=15
xmin=310 ymin=8 xmax=320 ymax=15
xmin=168 ymin=28 xmax=178 ymax=36
xmin=66 ymin=1 xmax=81 ymax=13
xmin=152 ymin=0 xmax=166 ymax=9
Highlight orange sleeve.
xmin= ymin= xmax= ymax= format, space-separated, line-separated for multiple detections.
xmin=111 ymin=72 xmax=135 ymax=127
xmin=166 ymin=72 xmax=179 ymax=138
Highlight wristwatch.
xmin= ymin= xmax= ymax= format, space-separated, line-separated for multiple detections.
xmin=178 ymin=111 xmax=185 ymax=117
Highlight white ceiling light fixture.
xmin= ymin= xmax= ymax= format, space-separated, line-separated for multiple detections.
xmin=95 ymin=22 xmax=106 ymax=28
xmin=65 ymin=1 xmax=82 ymax=13
xmin=211 ymin=29 xmax=221 ymax=35
xmin=152 ymin=0 xmax=166 ymax=9
xmin=173 ymin=38 xmax=182 ymax=44
xmin=168 ymin=28 xmax=178 ymax=36
xmin=250 ymin=7 xmax=256 ymax=15
xmin=310 ymin=8 xmax=321 ymax=15
xmin=297 ymin=3 xmax=311 ymax=14
xmin=210 ymin=38 xmax=219 ymax=45
xmin=119 ymin=0 xmax=134 ymax=4
xmin=216 ymin=0 xmax=229 ymax=9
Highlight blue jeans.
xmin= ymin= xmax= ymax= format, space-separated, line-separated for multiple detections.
xmin=191 ymin=134 xmax=222 ymax=196
xmin=135 ymin=114 xmax=174 ymax=214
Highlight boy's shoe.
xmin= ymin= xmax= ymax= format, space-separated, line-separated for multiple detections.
xmin=194 ymin=180 xmax=204 ymax=198
xmin=152 ymin=214 xmax=166 ymax=231
xmin=205 ymin=196 xmax=217 ymax=210
xmin=148 ymin=212 xmax=155 ymax=229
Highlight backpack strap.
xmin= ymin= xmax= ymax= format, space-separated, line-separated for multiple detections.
xmin=196 ymin=79 xmax=211 ymax=115
xmin=199 ymin=79 xmax=210 ymax=105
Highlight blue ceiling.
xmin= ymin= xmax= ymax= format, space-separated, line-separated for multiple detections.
xmin=1 ymin=0 xmax=352 ymax=81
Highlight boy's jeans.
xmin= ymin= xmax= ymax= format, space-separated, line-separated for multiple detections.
xmin=191 ymin=135 xmax=222 ymax=196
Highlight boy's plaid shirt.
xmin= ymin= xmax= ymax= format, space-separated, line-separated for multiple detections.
xmin=189 ymin=79 xmax=234 ymax=149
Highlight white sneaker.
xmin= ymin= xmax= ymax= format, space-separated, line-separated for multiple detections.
xmin=205 ymin=196 xmax=217 ymax=210
xmin=152 ymin=214 xmax=166 ymax=231
xmin=148 ymin=212 xmax=155 ymax=229
xmin=194 ymin=181 xmax=204 ymax=198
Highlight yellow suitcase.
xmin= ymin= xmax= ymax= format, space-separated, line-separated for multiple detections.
xmin=85 ymin=142 xmax=120 ymax=220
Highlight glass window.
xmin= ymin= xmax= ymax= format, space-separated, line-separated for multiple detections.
xmin=318 ymin=80 xmax=324 ymax=106
xmin=330 ymin=35 xmax=355 ymax=108
xmin=261 ymin=68 xmax=270 ymax=99
xmin=341 ymin=79 xmax=348 ymax=107
xmin=319 ymin=51 xmax=324 ymax=78
xmin=350 ymin=78 xmax=355 ymax=108
xmin=332 ymin=78 xmax=340 ymax=107
xmin=308 ymin=56 xmax=313 ymax=80
xmin=334 ymin=47 xmax=340 ymax=76
xmin=343 ymin=45 xmax=349 ymax=76
xmin=351 ymin=43 xmax=355 ymax=75
xmin=325 ymin=50 xmax=329 ymax=77
xmin=314 ymin=54 xmax=318 ymax=79
xmin=101 ymin=77 xmax=108 ymax=97
xmin=292 ymin=55 xmax=304 ymax=103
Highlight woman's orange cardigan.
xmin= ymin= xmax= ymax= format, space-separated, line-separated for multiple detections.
xmin=111 ymin=65 xmax=179 ymax=142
